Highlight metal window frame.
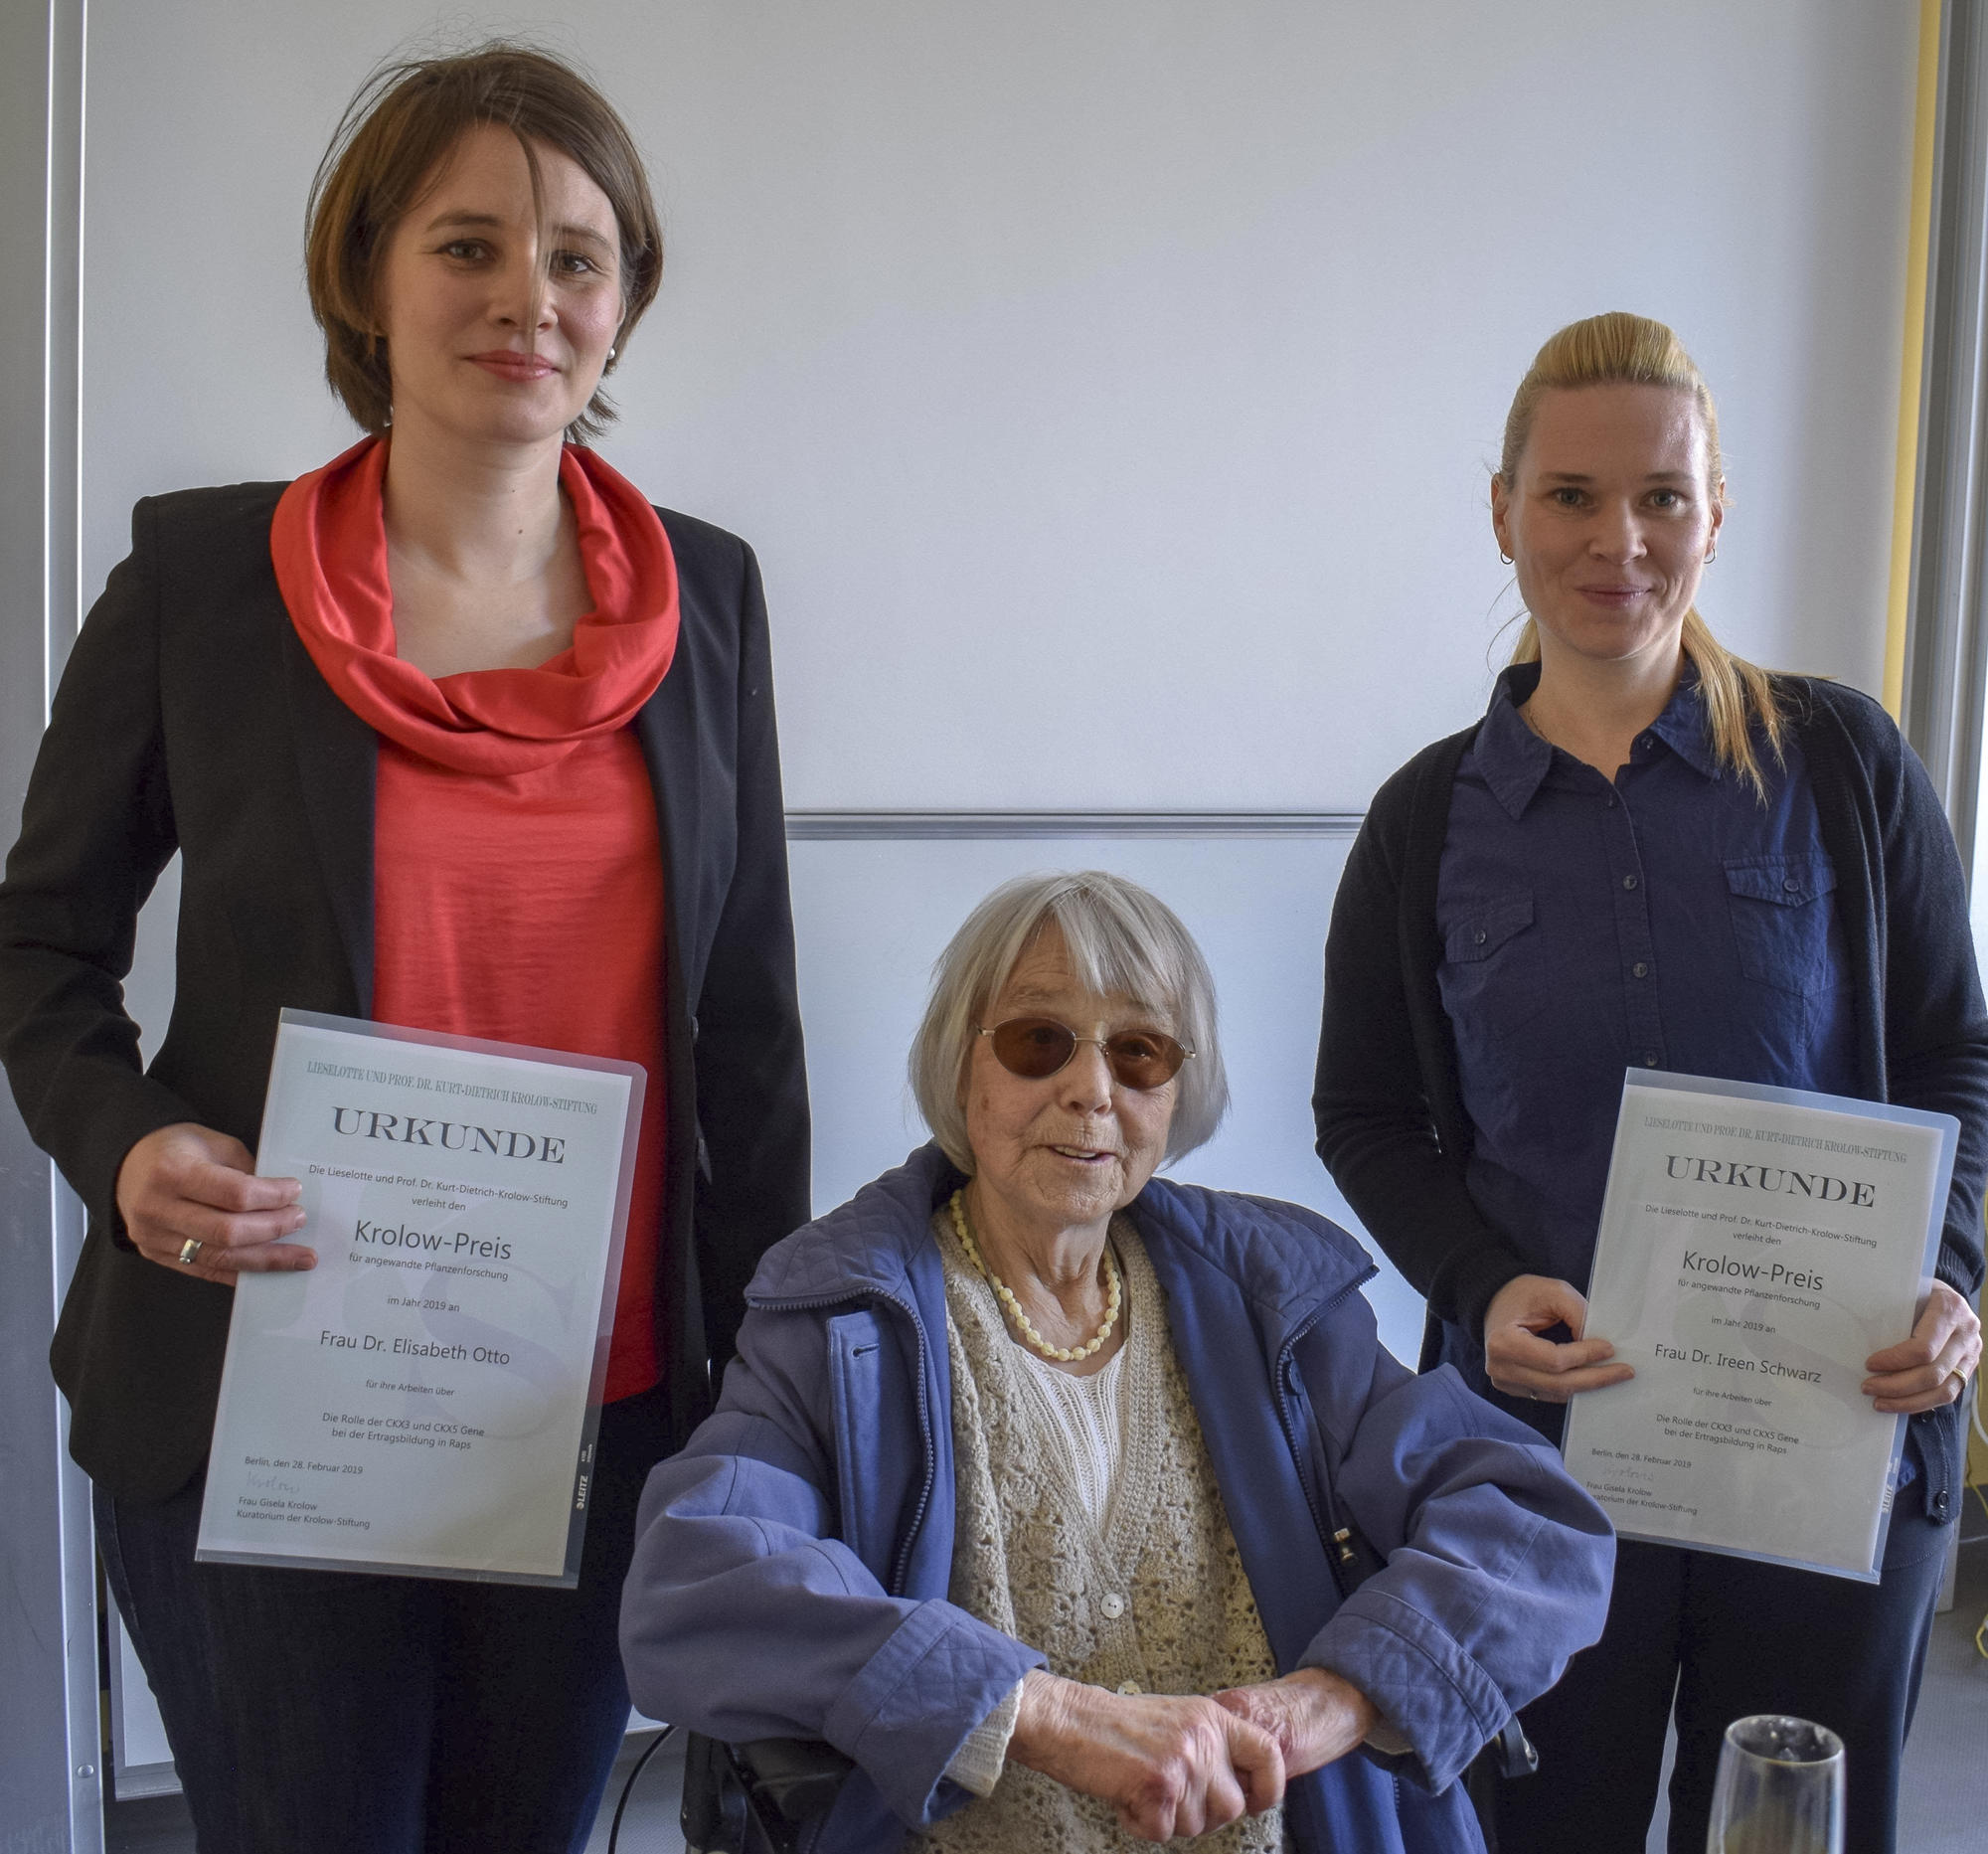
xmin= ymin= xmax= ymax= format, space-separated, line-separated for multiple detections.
xmin=782 ymin=810 xmax=1362 ymax=840
xmin=1 ymin=2 xmax=102 ymax=1850
xmin=1903 ymin=0 xmax=1988 ymax=873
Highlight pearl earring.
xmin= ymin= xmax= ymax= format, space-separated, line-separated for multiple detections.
xmin=606 ymin=345 xmax=617 ymax=363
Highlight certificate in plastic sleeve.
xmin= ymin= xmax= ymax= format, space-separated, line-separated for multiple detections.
xmin=196 ymin=1010 xmax=644 ymax=1586
xmin=1562 ymin=1071 xmax=1956 ymax=1582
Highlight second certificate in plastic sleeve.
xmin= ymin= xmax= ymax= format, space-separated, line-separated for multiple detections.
xmin=1563 ymin=1070 xmax=1956 ymax=1582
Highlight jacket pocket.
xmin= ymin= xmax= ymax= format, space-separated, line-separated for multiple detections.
xmin=1724 ymin=857 xmax=1839 ymax=996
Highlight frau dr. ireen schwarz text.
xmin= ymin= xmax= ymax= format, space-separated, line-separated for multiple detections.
xmin=1654 ymin=1342 xmax=1822 ymax=1385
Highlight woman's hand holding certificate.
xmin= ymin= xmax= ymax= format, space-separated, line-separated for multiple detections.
xmin=1561 ymin=1071 xmax=1961 ymax=1581
xmin=1862 ymin=1278 xmax=1981 ymax=1414
xmin=1482 ymin=1273 xmax=1633 ymax=1403
xmin=115 ymin=1122 xmax=313 ymax=1278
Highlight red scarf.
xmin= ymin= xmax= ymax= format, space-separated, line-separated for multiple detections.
xmin=270 ymin=434 xmax=678 ymax=1402
xmin=271 ymin=434 xmax=680 ymax=772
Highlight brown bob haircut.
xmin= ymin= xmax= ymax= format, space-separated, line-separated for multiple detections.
xmin=305 ymin=43 xmax=662 ymax=442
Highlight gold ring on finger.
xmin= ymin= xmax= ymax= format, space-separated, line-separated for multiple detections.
xmin=1951 ymin=1366 xmax=1971 ymax=1397
xmin=176 ymin=1238 xmax=203 ymax=1265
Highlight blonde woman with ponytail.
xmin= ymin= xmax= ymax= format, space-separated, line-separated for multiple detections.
xmin=1315 ymin=312 xmax=1988 ymax=1854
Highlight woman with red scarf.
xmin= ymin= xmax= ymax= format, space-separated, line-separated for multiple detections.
xmin=0 ymin=45 xmax=808 ymax=1853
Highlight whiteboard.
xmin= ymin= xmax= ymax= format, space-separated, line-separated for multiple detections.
xmin=79 ymin=1 xmax=1917 ymax=814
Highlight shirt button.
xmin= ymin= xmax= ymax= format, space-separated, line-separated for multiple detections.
xmin=1473 ymin=929 xmax=1487 ymax=945
xmin=1100 ymin=1593 xmax=1126 ymax=1619
xmin=1116 ymin=1680 xmax=1143 ymax=1696
xmin=1783 ymin=877 xmax=1802 ymax=894
xmin=1632 ymin=962 xmax=1649 ymax=978
xmin=1639 ymin=735 xmax=1654 ymax=751
xmin=1642 ymin=1051 xmax=1660 ymax=1066
xmin=1622 ymin=874 xmax=1639 ymax=891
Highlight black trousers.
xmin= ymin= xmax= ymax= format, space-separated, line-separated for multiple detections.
xmin=1493 ymin=1490 xmax=1947 ymax=1854
xmin=97 ymin=1384 xmax=671 ymax=1854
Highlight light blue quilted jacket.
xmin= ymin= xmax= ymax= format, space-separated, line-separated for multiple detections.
xmin=619 ymin=1144 xmax=1614 ymax=1852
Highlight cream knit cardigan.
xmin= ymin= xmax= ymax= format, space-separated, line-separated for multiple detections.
xmin=912 ymin=1211 xmax=1285 ymax=1853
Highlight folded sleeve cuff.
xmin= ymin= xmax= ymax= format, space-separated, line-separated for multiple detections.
xmin=820 ymin=1601 xmax=1044 ymax=1827
xmin=1303 ymin=1587 xmax=1509 ymax=1792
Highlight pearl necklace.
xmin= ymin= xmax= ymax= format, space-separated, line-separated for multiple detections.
xmin=948 ymin=1189 xmax=1122 ymax=1364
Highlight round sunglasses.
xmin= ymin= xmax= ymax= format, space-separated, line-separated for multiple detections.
xmin=977 ymin=1016 xmax=1194 ymax=1091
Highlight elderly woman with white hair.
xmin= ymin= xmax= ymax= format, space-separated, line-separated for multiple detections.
xmin=620 ymin=873 xmax=1614 ymax=1851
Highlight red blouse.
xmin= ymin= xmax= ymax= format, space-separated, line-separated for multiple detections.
xmin=272 ymin=436 xmax=681 ymax=1401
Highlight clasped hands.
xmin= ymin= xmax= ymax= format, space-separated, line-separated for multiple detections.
xmin=1008 ymin=1665 xmax=1376 ymax=1841
xmin=1483 ymin=1272 xmax=1981 ymax=1414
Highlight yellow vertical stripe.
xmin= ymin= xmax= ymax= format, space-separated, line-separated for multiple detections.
xmin=1885 ymin=0 xmax=1944 ymax=719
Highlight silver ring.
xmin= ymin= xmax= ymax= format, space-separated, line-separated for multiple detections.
xmin=176 ymin=1239 xmax=203 ymax=1265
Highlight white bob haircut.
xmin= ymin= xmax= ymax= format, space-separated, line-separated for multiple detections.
xmin=909 ymin=871 xmax=1230 ymax=1172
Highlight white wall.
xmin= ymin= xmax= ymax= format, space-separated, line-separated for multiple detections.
xmin=84 ymin=1 xmax=1918 ymax=813
xmin=86 ymin=1 xmax=1922 ymax=1333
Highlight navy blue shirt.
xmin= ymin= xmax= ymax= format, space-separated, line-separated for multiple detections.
xmin=1436 ymin=669 xmax=1860 ymax=1355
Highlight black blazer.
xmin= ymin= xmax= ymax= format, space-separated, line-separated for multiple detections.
xmin=0 ymin=480 xmax=811 ymax=1502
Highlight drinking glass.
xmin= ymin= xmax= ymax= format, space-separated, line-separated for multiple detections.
xmin=1705 ymin=1715 xmax=1845 ymax=1854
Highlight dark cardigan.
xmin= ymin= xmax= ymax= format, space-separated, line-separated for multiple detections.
xmin=1313 ymin=670 xmax=1988 ymax=1524
xmin=0 ymin=482 xmax=811 ymax=1502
